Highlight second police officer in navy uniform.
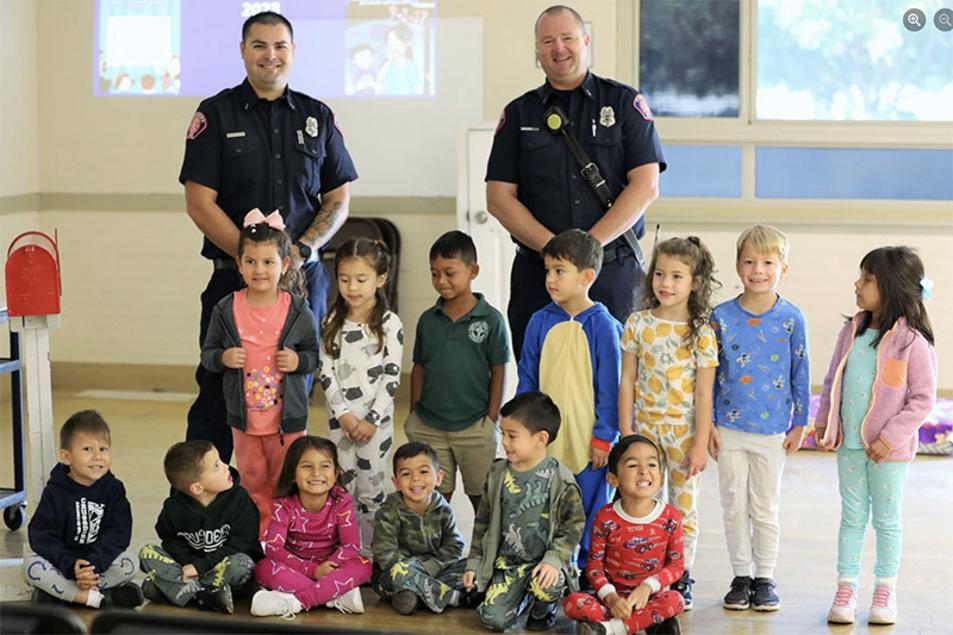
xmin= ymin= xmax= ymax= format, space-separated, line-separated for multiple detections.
xmin=179 ymin=12 xmax=357 ymax=463
xmin=486 ymin=5 xmax=666 ymax=360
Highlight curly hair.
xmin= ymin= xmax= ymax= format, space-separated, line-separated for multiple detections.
xmin=640 ymin=236 xmax=720 ymax=344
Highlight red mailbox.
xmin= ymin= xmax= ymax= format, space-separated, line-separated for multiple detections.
xmin=5 ymin=230 xmax=61 ymax=317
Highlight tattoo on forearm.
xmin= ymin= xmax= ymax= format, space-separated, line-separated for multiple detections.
xmin=303 ymin=200 xmax=346 ymax=248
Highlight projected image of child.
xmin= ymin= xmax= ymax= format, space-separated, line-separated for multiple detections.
xmin=377 ymin=24 xmax=422 ymax=96
xmin=348 ymin=44 xmax=379 ymax=96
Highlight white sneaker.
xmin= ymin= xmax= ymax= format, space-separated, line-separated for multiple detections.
xmin=827 ymin=583 xmax=858 ymax=624
xmin=251 ymin=589 xmax=303 ymax=618
xmin=325 ymin=587 xmax=364 ymax=614
xmin=868 ymin=585 xmax=897 ymax=625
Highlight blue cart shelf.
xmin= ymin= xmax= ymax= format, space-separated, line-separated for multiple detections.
xmin=0 ymin=306 xmax=26 ymax=530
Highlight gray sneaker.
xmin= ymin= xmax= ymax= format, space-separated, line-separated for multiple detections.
xmin=751 ymin=578 xmax=780 ymax=611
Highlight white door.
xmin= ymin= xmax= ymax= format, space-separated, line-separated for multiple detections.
xmin=457 ymin=124 xmax=518 ymax=399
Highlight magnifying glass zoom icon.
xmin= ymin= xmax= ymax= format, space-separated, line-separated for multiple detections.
xmin=941 ymin=13 xmax=952 ymax=26
xmin=907 ymin=13 xmax=922 ymax=26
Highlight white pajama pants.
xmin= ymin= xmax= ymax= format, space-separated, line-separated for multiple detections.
xmin=716 ymin=426 xmax=787 ymax=579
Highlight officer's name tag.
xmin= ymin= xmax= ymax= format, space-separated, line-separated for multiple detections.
xmin=225 ymin=131 xmax=246 ymax=138
xmin=520 ymin=126 xmax=540 ymax=132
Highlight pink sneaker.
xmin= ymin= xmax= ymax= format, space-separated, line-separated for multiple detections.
xmin=868 ymin=585 xmax=897 ymax=625
xmin=827 ymin=583 xmax=857 ymax=624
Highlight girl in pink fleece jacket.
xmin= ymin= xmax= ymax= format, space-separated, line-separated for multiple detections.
xmin=250 ymin=436 xmax=371 ymax=618
xmin=814 ymin=246 xmax=936 ymax=627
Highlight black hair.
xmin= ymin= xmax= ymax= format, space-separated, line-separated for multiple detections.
xmin=429 ymin=230 xmax=478 ymax=265
xmin=164 ymin=440 xmax=215 ymax=494
xmin=542 ymin=228 xmax=603 ymax=276
xmin=856 ymin=246 xmax=934 ymax=347
xmin=242 ymin=11 xmax=294 ymax=42
xmin=321 ymin=238 xmax=392 ymax=358
xmin=608 ymin=434 xmax=661 ymax=475
xmin=237 ymin=223 xmax=307 ymax=297
xmin=273 ymin=436 xmax=339 ymax=499
xmin=392 ymin=441 xmax=439 ymax=475
xmin=500 ymin=391 xmax=561 ymax=445
xmin=60 ymin=410 xmax=111 ymax=450
xmin=640 ymin=235 xmax=721 ymax=344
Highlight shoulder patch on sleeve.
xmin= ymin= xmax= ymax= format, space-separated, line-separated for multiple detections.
xmin=186 ymin=111 xmax=208 ymax=140
xmin=632 ymin=94 xmax=654 ymax=121
xmin=494 ymin=109 xmax=507 ymax=136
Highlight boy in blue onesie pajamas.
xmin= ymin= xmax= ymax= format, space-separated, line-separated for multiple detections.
xmin=516 ymin=230 xmax=622 ymax=575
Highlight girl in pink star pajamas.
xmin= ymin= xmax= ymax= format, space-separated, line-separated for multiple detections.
xmin=251 ymin=436 xmax=371 ymax=617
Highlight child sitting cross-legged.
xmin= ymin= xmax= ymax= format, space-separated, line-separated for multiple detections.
xmin=463 ymin=391 xmax=585 ymax=632
xmin=138 ymin=440 xmax=263 ymax=614
xmin=565 ymin=434 xmax=685 ymax=635
xmin=372 ymin=441 xmax=474 ymax=615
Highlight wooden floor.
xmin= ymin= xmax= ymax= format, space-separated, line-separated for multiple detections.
xmin=1 ymin=386 xmax=952 ymax=634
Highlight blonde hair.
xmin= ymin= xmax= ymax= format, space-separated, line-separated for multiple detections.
xmin=736 ymin=224 xmax=789 ymax=264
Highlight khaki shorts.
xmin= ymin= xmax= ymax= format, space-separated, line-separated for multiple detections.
xmin=404 ymin=411 xmax=499 ymax=497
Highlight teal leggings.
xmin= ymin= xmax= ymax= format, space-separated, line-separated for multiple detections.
xmin=836 ymin=448 xmax=909 ymax=580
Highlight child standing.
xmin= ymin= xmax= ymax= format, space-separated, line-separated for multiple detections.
xmin=23 ymin=411 xmax=142 ymax=609
xmin=139 ymin=440 xmax=263 ymax=614
xmin=814 ymin=246 xmax=936 ymax=626
xmin=708 ymin=225 xmax=810 ymax=611
xmin=251 ymin=436 xmax=372 ymax=617
xmin=517 ymin=229 xmax=623 ymax=574
xmin=406 ymin=231 xmax=510 ymax=512
xmin=372 ymin=441 xmax=470 ymax=615
xmin=618 ymin=236 xmax=719 ymax=609
xmin=463 ymin=392 xmax=586 ymax=631
xmin=319 ymin=238 xmax=403 ymax=550
xmin=201 ymin=210 xmax=319 ymax=537
xmin=564 ymin=434 xmax=685 ymax=635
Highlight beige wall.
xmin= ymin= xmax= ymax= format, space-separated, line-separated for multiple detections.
xmin=0 ymin=1 xmax=39 ymax=197
xmin=2 ymin=1 xmax=951 ymax=391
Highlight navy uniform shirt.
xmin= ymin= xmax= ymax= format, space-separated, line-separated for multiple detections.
xmin=179 ymin=79 xmax=358 ymax=259
xmin=485 ymin=72 xmax=665 ymax=243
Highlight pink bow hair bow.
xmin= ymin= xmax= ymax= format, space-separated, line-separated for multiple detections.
xmin=243 ymin=208 xmax=286 ymax=231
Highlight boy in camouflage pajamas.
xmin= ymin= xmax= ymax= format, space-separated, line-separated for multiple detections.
xmin=463 ymin=392 xmax=586 ymax=631
xmin=372 ymin=442 xmax=470 ymax=614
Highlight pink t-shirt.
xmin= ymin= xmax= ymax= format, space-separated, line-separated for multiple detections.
xmin=233 ymin=289 xmax=291 ymax=435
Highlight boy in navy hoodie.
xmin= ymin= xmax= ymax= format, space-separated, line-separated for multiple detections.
xmin=23 ymin=410 xmax=142 ymax=608
xmin=138 ymin=440 xmax=262 ymax=614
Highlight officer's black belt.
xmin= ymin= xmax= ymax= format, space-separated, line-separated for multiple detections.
xmin=516 ymin=242 xmax=634 ymax=265
xmin=213 ymin=257 xmax=237 ymax=270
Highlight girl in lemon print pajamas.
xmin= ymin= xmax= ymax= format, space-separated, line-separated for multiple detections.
xmin=618 ymin=237 xmax=720 ymax=609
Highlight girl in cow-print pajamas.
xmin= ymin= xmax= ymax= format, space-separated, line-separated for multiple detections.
xmin=318 ymin=238 xmax=403 ymax=553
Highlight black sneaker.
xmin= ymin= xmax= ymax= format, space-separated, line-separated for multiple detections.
xmin=102 ymin=582 xmax=144 ymax=609
xmin=751 ymin=577 xmax=780 ymax=611
xmin=723 ymin=576 xmax=752 ymax=610
xmin=645 ymin=616 xmax=682 ymax=634
xmin=140 ymin=578 xmax=165 ymax=604
xmin=457 ymin=587 xmax=484 ymax=609
xmin=195 ymin=585 xmax=234 ymax=614
xmin=391 ymin=589 xmax=419 ymax=615
xmin=31 ymin=588 xmax=63 ymax=605
xmin=525 ymin=600 xmax=558 ymax=631
xmin=670 ymin=570 xmax=694 ymax=610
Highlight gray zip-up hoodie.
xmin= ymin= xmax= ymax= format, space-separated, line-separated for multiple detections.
xmin=201 ymin=291 xmax=318 ymax=434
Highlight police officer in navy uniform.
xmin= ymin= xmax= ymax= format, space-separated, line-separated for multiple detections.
xmin=486 ymin=5 xmax=666 ymax=360
xmin=179 ymin=11 xmax=357 ymax=462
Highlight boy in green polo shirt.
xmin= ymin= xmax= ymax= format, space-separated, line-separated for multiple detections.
xmin=406 ymin=231 xmax=511 ymax=512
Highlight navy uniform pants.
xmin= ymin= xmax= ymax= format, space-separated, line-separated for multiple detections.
xmin=185 ymin=259 xmax=327 ymax=463
xmin=508 ymin=247 xmax=642 ymax=363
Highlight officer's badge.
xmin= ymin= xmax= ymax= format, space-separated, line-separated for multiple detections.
xmin=305 ymin=116 xmax=319 ymax=137
xmin=599 ymin=106 xmax=616 ymax=128
xmin=632 ymin=94 xmax=654 ymax=121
